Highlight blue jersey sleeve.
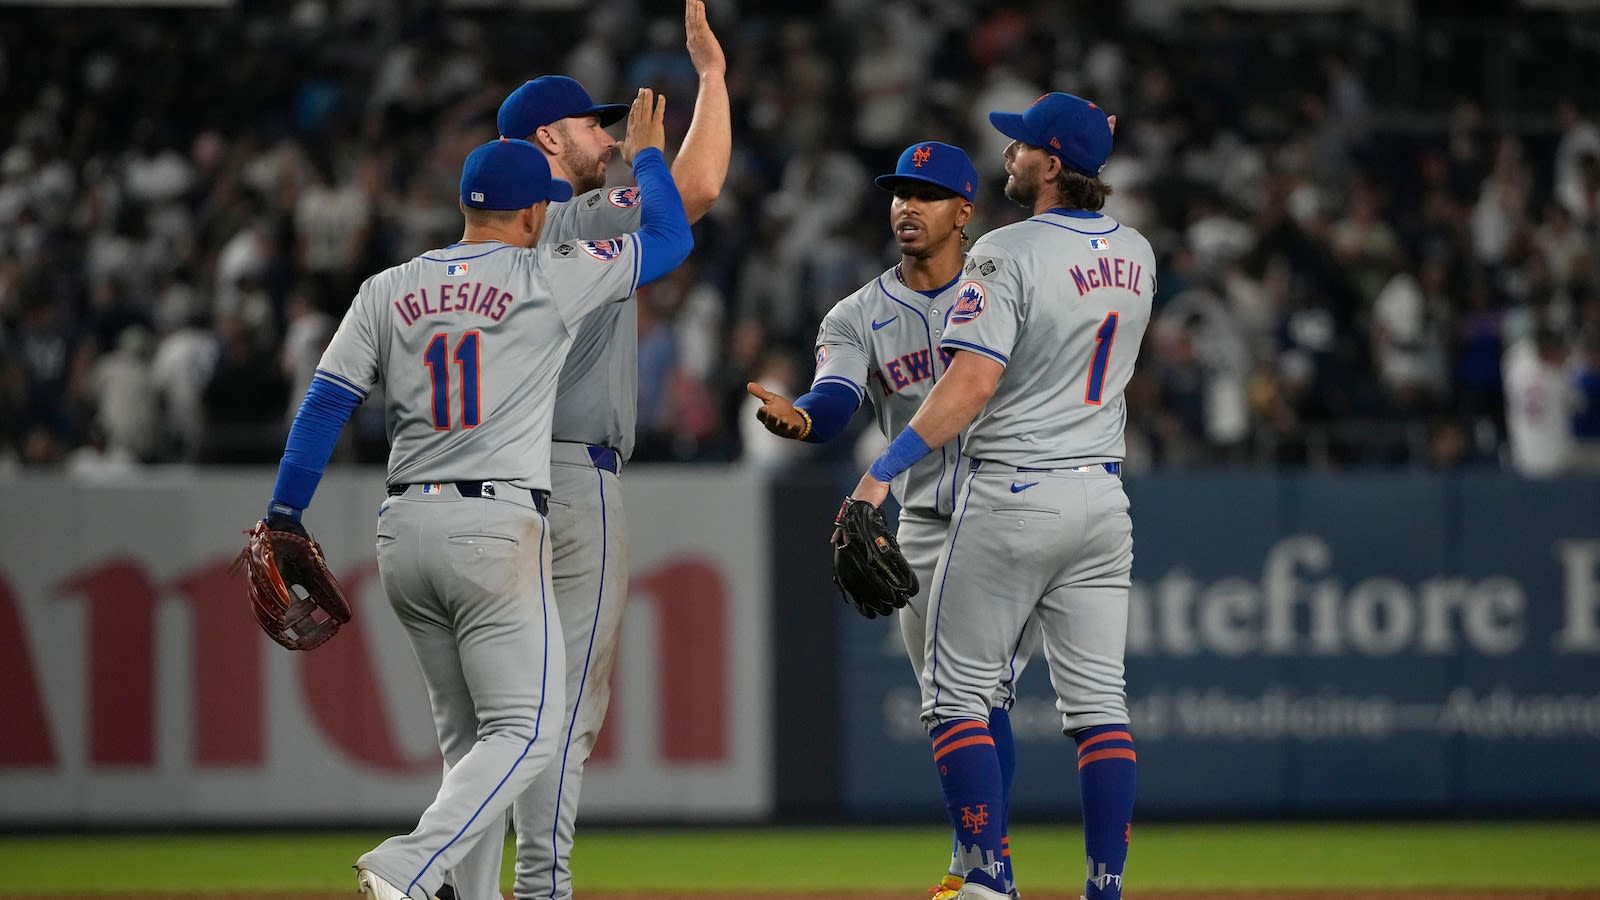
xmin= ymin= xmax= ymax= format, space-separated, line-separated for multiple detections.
xmin=793 ymin=380 xmax=861 ymax=443
xmin=267 ymin=377 xmax=364 ymax=519
xmin=631 ymin=148 xmax=693 ymax=285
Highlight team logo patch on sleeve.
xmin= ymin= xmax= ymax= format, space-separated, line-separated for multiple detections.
xmin=580 ymin=238 xmax=625 ymax=261
xmin=949 ymin=281 xmax=986 ymax=324
xmin=816 ymin=345 xmax=829 ymax=365
xmin=608 ymin=186 xmax=641 ymax=208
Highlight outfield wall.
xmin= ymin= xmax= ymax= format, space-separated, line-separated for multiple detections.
xmin=0 ymin=468 xmax=1596 ymax=826
xmin=835 ymin=472 xmax=1600 ymax=819
xmin=0 ymin=468 xmax=772 ymax=826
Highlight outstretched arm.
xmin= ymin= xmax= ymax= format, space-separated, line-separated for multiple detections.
xmin=671 ymin=0 xmax=730 ymax=223
xmin=747 ymin=380 xmax=861 ymax=443
xmin=848 ymin=350 xmax=1004 ymax=506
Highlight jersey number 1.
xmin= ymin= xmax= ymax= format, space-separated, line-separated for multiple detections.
xmin=1084 ymin=312 xmax=1119 ymax=405
xmin=423 ymin=331 xmax=481 ymax=430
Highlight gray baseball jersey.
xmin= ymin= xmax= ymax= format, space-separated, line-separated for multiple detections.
xmin=314 ymin=235 xmax=645 ymax=492
xmin=942 ymin=212 xmax=1155 ymax=466
xmin=811 ymin=266 xmax=1040 ymax=709
xmin=812 ymin=268 xmax=967 ymax=516
xmin=340 ymin=233 xmax=646 ymax=900
xmin=921 ymin=209 xmax=1154 ymax=736
xmin=446 ymin=186 xmax=648 ymax=900
xmin=544 ymin=186 xmax=646 ymax=459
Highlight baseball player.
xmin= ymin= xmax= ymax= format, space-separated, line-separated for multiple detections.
xmin=447 ymin=5 xmax=731 ymax=900
xmin=844 ymin=94 xmax=1149 ymax=900
xmin=747 ymin=140 xmax=1039 ymax=900
xmin=255 ymin=92 xmax=694 ymax=900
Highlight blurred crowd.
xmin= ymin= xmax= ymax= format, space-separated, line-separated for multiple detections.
xmin=3 ymin=0 xmax=1600 ymax=477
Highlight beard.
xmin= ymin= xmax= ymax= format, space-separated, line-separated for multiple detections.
xmin=1004 ymin=170 xmax=1040 ymax=208
xmin=560 ymin=145 xmax=607 ymax=194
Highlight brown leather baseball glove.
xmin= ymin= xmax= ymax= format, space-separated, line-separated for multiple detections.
xmin=235 ymin=515 xmax=352 ymax=651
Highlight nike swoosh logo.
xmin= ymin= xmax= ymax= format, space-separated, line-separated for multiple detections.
xmin=871 ymin=317 xmax=898 ymax=330
xmin=1010 ymin=481 xmax=1039 ymax=493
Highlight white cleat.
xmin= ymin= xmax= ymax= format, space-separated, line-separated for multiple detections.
xmin=956 ymin=884 xmax=1010 ymax=900
xmin=356 ymin=867 xmax=410 ymax=900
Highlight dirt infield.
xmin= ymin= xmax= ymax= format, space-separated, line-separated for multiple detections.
xmin=18 ymin=892 xmax=1600 ymax=899
xmin=21 ymin=883 xmax=1600 ymax=890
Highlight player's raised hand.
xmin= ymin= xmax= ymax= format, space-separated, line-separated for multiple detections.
xmin=685 ymin=0 xmax=726 ymax=77
xmin=747 ymin=382 xmax=809 ymax=440
xmin=620 ymin=88 xmax=667 ymax=164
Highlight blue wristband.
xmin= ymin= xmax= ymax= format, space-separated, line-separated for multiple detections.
xmin=868 ymin=427 xmax=932 ymax=483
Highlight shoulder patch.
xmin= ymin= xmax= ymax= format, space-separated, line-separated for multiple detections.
xmin=816 ymin=345 xmax=829 ymax=365
xmin=584 ymin=193 xmax=602 ymax=209
xmin=963 ymin=256 xmax=1001 ymax=278
xmin=949 ymin=281 xmax=986 ymax=325
xmin=553 ymin=242 xmax=577 ymax=258
xmin=580 ymin=238 xmax=625 ymax=261
xmin=608 ymin=186 xmax=641 ymax=208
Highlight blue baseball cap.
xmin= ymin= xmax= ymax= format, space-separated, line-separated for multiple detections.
xmin=498 ymin=75 xmax=629 ymax=139
xmin=988 ymin=92 xmax=1113 ymax=177
xmin=874 ymin=141 xmax=979 ymax=202
xmin=460 ymin=138 xmax=574 ymax=210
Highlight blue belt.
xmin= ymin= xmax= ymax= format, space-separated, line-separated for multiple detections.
xmin=970 ymin=459 xmax=1121 ymax=475
xmin=586 ymin=445 xmax=621 ymax=475
xmin=387 ymin=481 xmax=550 ymax=516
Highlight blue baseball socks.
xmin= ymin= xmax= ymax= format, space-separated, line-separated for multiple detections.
xmin=931 ymin=718 xmax=1007 ymax=894
xmin=1075 ymin=724 xmax=1136 ymax=900
xmin=944 ymin=707 xmax=1019 ymax=889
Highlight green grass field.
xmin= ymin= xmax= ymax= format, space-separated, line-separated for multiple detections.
xmin=4 ymin=823 xmax=1600 ymax=894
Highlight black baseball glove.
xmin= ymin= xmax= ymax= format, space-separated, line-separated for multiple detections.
xmin=830 ymin=498 xmax=918 ymax=619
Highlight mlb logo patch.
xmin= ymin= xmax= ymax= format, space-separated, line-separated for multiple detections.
xmin=446 ymin=263 xmax=469 ymax=276
xmin=950 ymin=281 xmax=986 ymax=324
xmin=470 ymin=191 xmax=485 ymax=203
xmin=1090 ymin=238 xmax=1111 ymax=251
xmin=608 ymin=186 xmax=641 ymax=208
xmin=580 ymin=238 xmax=624 ymax=261
xmin=420 ymin=483 xmax=445 ymax=495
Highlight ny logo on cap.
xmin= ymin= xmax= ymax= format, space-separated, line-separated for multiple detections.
xmin=912 ymin=145 xmax=932 ymax=167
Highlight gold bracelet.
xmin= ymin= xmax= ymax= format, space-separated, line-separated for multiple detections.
xmin=795 ymin=407 xmax=813 ymax=440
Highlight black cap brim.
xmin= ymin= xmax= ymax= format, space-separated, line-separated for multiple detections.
xmin=591 ymin=104 xmax=629 ymax=127
xmin=874 ymin=174 xmax=968 ymax=201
